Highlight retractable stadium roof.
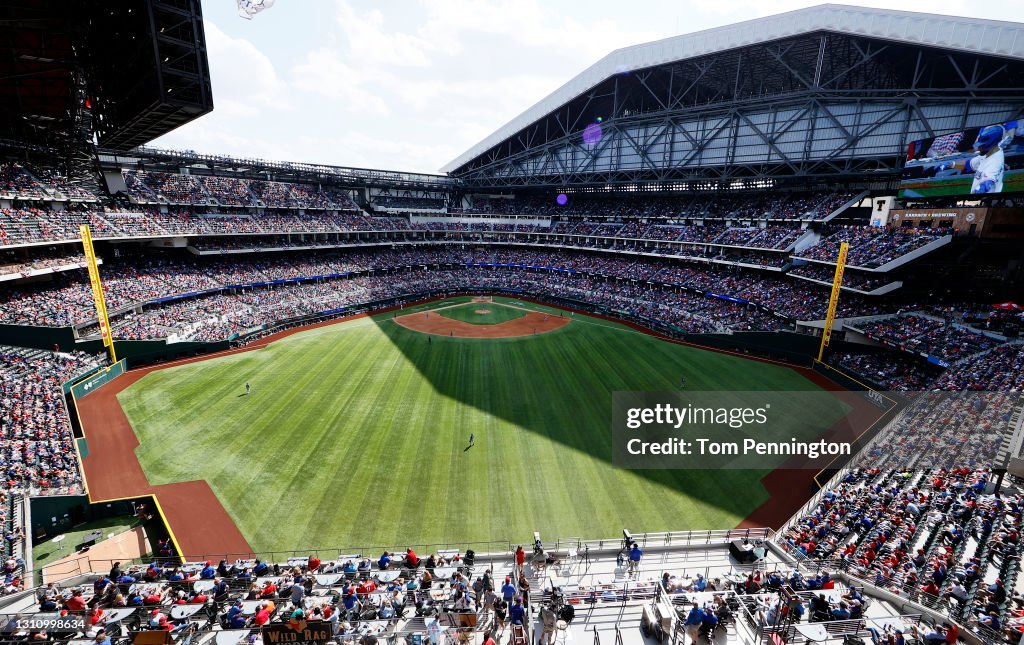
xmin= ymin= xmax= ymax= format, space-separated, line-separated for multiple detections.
xmin=442 ymin=4 xmax=1024 ymax=174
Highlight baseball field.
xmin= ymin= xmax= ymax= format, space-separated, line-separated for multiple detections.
xmin=112 ymin=296 xmax=850 ymax=554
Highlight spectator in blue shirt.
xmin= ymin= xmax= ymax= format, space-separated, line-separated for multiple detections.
xmin=501 ymin=577 xmax=516 ymax=603
xmin=628 ymin=544 xmax=642 ymax=574
xmin=509 ymin=598 xmax=526 ymax=625
xmin=200 ymin=561 xmax=216 ymax=579
xmin=343 ymin=592 xmax=360 ymax=617
xmin=684 ymin=604 xmax=704 ymax=642
xmin=378 ymin=551 xmax=392 ymax=570
xmin=212 ymin=579 xmax=229 ymax=600
xmin=701 ymin=609 xmax=719 ymax=631
xmin=253 ymin=560 xmax=269 ymax=576
xmin=831 ymin=602 xmax=851 ymax=620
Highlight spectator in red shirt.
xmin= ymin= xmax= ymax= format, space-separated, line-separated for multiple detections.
xmin=64 ymin=590 xmax=86 ymax=613
xmin=356 ymin=579 xmax=376 ymax=596
xmin=254 ymin=603 xmax=271 ymax=626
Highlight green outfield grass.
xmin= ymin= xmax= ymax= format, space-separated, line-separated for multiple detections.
xmin=437 ymin=301 xmax=527 ymax=325
xmin=117 ymin=297 xmax=846 ymax=553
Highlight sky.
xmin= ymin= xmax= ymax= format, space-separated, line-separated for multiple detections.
xmin=149 ymin=0 xmax=1024 ymax=174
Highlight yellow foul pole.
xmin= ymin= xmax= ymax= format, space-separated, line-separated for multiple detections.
xmin=817 ymin=241 xmax=849 ymax=363
xmin=80 ymin=225 xmax=117 ymax=363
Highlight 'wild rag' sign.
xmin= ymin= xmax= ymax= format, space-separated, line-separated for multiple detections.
xmin=262 ymin=620 xmax=333 ymax=643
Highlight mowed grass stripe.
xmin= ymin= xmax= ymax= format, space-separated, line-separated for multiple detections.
xmin=340 ymin=343 xmax=435 ymax=547
xmin=119 ymin=299 xmax=845 ymax=552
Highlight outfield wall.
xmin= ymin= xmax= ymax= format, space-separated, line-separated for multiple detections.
xmin=41 ymin=287 xmax=875 ymax=372
xmin=68 ymin=360 xmax=125 ymax=399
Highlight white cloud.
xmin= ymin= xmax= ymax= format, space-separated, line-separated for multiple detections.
xmin=202 ymin=20 xmax=293 ymax=111
xmin=290 ymin=48 xmax=391 ymax=116
xmin=333 ymin=1 xmax=439 ymax=67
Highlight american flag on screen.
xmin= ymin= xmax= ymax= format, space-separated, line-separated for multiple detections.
xmin=926 ymin=132 xmax=964 ymax=158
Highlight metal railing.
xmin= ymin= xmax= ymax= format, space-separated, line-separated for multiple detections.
xmin=555 ymin=528 xmax=776 ymax=554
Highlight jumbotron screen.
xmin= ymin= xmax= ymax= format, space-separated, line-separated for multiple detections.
xmin=899 ymin=120 xmax=1024 ymax=198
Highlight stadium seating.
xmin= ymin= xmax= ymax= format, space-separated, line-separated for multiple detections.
xmin=789 ymin=265 xmax=895 ymax=292
xmin=0 ymin=345 xmax=101 ymax=493
xmin=0 ymin=162 xmax=47 ymax=200
xmin=462 ymin=192 xmax=853 ymax=221
xmin=0 ymin=247 xmax=898 ymax=333
xmin=855 ymin=315 xmax=1003 ymax=364
xmin=796 ymin=226 xmax=950 ymax=269
xmin=833 ymin=352 xmax=943 ymax=391
xmin=371 ymin=195 xmax=447 ymax=211
xmin=0 ymin=173 xmax=858 ymax=268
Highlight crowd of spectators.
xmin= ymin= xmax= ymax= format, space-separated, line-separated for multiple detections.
xmin=463 ymin=191 xmax=853 ymax=221
xmin=129 ymin=172 xmax=207 ymax=204
xmin=0 ymin=162 xmax=46 ymax=200
xmin=247 ymin=180 xmax=294 ymax=208
xmin=122 ymin=172 xmax=360 ymax=211
xmin=0 ymin=246 xmax=898 ymax=331
xmin=933 ymin=344 xmax=1024 ymax=392
xmin=0 ymin=207 xmax=415 ymax=244
xmin=67 ymin=248 xmax=797 ymax=341
xmin=0 ymin=248 xmax=89 ymax=278
xmin=798 ymin=227 xmax=950 ymax=269
xmin=0 ymin=208 xmax=45 ymax=245
xmin=0 ymin=345 xmax=102 ymax=493
xmin=789 ymin=265 xmax=895 ymax=292
xmin=31 ymin=170 xmax=98 ymax=202
xmin=856 ymin=315 xmax=1002 ymax=364
xmin=371 ymin=196 xmax=446 ymax=211
xmin=200 ymin=177 xmax=260 ymax=207
xmin=834 ymin=352 xmax=943 ymax=391
xmin=778 ymin=316 xmax=1024 ymax=642
xmin=8 ymin=546 xmax=557 ymax=643
xmin=779 ymin=465 xmax=1023 ymax=640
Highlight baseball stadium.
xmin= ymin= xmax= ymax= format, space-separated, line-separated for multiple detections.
xmin=0 ymin=3 xmax=1023 ymax=645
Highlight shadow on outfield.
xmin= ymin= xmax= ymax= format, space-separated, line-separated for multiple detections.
xmin=370 ymin=303 xmax=870 ymax=524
